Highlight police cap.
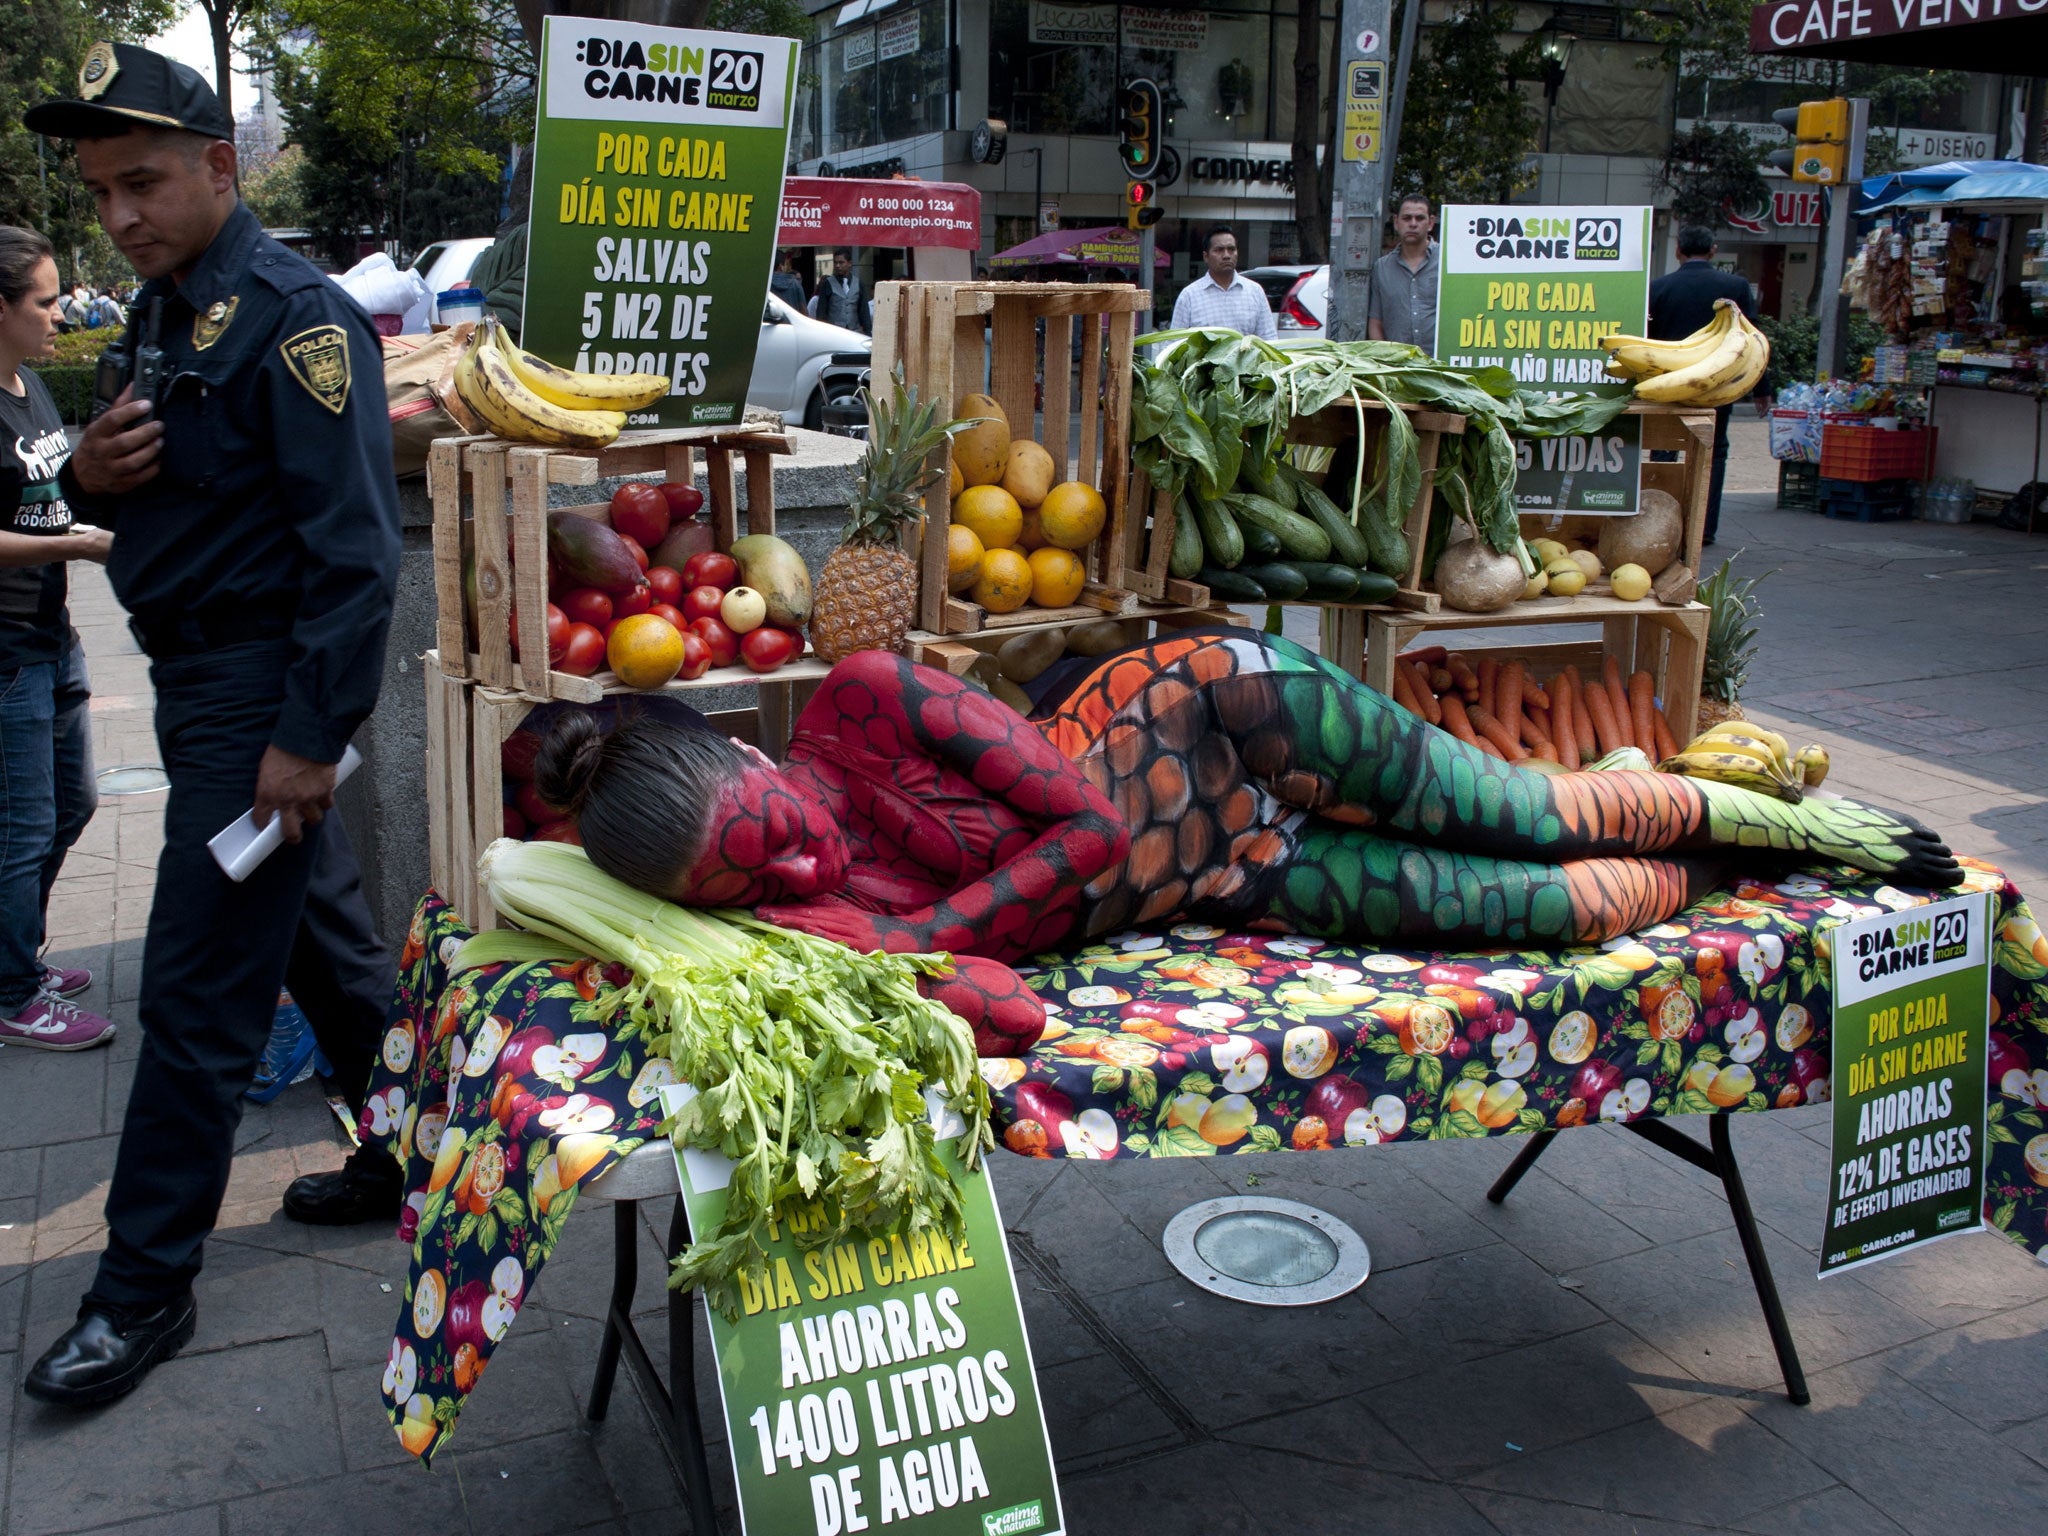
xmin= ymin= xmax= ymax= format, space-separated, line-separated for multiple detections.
xmin=25 ymin=41 xmax=233 ymax=142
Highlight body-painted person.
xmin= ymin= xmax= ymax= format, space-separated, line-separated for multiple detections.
xmin=542 ymin=633 xmax=1959 ymax=1055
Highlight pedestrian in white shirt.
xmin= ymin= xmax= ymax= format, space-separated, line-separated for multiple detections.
xmin=1168 ymin=227 xmax=1276 ymax=339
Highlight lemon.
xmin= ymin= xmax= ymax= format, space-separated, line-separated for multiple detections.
xmin=1522 ymin=569 xmax=1548 ymax=600
xmin=971 ymin=548 xmax=1033 ymax=613
xmin=1568 ymin=549 xmax=1602 ymax=579
xmin=946 ymin=524 xmax=985 ymax=594
xmin=1037 ymin=481 xmax=1106 ymax=549
xmin=1027 ymin=546 xmax=1086 ymax=607
xmin=1610 ymin=562 xmax=1652 ymax=601
xmin=1545 ymin=561 xmax=1587 ymax=597
xmin=952 ymin=484 xmax=1024 ymax=551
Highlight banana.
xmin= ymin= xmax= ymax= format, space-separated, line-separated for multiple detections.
xmin=1696 ymin=720 xmax=1791 ymax=761
xmin=1632 ymin=306 xmax=1769 ymax=406
xmin=1599 ymin=301 xmax=1736 ymax=378
xmin=1661 ymin=748 xmax=1804 ymax=802
xmin=1684 ymin=733 xmax=1785 ymax=774
xmin=490 ymin=318 xmax=670 ymax=412
xmin=454 ymin=325 xmax=625 ymax=449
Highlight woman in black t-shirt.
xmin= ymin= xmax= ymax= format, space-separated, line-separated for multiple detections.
xmin=0 ymin=227 xmax=115 ymax=1049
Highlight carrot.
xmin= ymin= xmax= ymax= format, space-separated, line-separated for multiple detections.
xmin=1446 ymin=655 xmax=1480 ymax=701
xmin=1604 ymin=674 xmax=1635 ymax=751
xmin=1499 ymin=661 xmax=1526 ymax=748
xmin=1523 ymin=678 xmax=1552 ymax=711
xmin=1477 ymin=656 xmax=1500 ymax=720
xmin=1468 ymin=705 xmax=1530 ymax=762
xmin=1566 ymin=668 xmax=1597 ymax=757
xmin=1430 ymin=667 xmax=1454 ymax=695
xmin=1584 ymin=682 xmax=1624 ymax=757
xmin=1398 ymin=645 xmax=1448 ymax=668
xmin=1628 ymin=672 xmax=1659 ymax=765
xmin=1603 ymin=654 xmax=1624 ymax=694
xmin=1652 ymin=708 xmax=1681 ymax=765
xmin=1551 ymin=671 xmax=1581 ymax=770
xmin=1523 ymin=704 xmax=1552 ymax=748
xmin=1530 ymin=741 xmax=1558 ymax=763
xmin=1391 ymin=667 xmax=1424 ymax=717
xmin=1438 ymin=693 xmax=1482 ymax=747
xmin=1403 ymin=661 xmax=1442 ymax=724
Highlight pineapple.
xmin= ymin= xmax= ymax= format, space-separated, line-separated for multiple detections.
xmin=1696 ymin=555 xmax=1764 ymax=733
xmin=810 ymin=373 xmax=961 ymax=661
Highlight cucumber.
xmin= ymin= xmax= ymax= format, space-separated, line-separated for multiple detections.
xmin=1291 ymin=478 xmax=1374 ymax=569
xmin=1168 ymin=493 xmax=1206 ymax=579
xmin=1234 ymin=516 xmax=1284 ymax=562
xmin=1240 ymin=562 xmax=1310 ymax=599
xmin=1190 ymin=493 xmax=1243 ymax=569
xmin=1198 ymin=566 xmax=1269 ymax=601
xmin=1227 ymin=493 xmax=1331 ymax=562
xmin=1288 ymin=561 xmax=1364 ymax=600
xmin=1352 ymin=570 xmax=1399 ymax=605
xmin=1360 ymin=514 xmax=1413 ymax=578
xmin=1237 ymin=457 xmax=1297 ymax=510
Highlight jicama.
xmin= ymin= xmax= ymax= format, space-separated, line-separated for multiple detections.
xmin=474 ymin=837 xmax=991 ymax=1321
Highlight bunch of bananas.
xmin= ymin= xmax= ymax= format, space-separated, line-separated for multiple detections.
xmin=452 ymin=316 xmax=670 ymax=450
xmin=1658 ymin=721 xmax=1831 ymax=802
xmin=1599 ymin=299 xmax=1771 ymax=407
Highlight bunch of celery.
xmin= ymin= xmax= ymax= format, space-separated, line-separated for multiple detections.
xmin=468 ymin=838 xmax=991 ymax=1320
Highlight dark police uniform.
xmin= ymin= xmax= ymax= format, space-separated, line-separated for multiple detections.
xmin=1648 ymin=257 xmax=1761 ymax=545
xmin=32 ymin=45 xmax=401 ymax=1316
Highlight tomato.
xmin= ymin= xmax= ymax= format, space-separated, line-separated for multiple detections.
xmin=659 ymin=482 xmax=705 ymax=520
xmin=613 ymin=582 xmax=653 ymax=618
xmin=500 ymin=731 xmax=543 ymax=783
xmin=533 ymin=819 xmax=582 ymax=845
xmin=559 ymin=587 xmax=612 ymax=629
xmin=559 ymin=621 xmax=606 ymax=676
xmin=649 ymin=601 xmax=688 ymax=630
xmin=740 ymin=625 xmax=802 ymax=673
xmin=689 ymin=616 xmax=738 ymax=668
xmin=645 ymin=565 xmax=684 ymax=605
xmin=516 ymin=780 xmax=559 ymax=826
xmin=677 ymin=630 xmax=712 ymax=681
xmin=683 ymin=584 xmax=727 ymax=623
xmin=609 ymin=483 xmax=671 ymax=548
xmin=616 ymin=533 xmax=651 ymax=574
xmin=681 ymin=551 xmax=739 ymax=591
xmin=503 ymin=805 xmax=528 ymax=840
xmin=543 ymin=603 xmax=570 ymax=665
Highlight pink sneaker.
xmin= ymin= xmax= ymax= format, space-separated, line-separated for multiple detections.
xmin=39 ymin=962 xmax=92 ymax=999
xmin=0 ymin=991 xmax=116 ymax=1051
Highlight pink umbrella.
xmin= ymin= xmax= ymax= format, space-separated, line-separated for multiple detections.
xmin=988 ymin=225 xmax=1170 ymax=270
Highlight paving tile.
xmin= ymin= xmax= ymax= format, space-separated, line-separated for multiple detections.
xmin=1513 ymin=1122 xmax=1733 ymax=1248
xmin=994 ymin=1169 xmax=1184 ymax=1299
xmin=1204 ymin=1146 xmax=1498 ymax=1274
xmin=51 ymin=1511 xmax=227 ymax=1536
xmin=1876 ymin=1296 xmax=2048 ymax=1434
xmin=1461 ymin=1488 xmax=1730 ymax=1534
xmin=9 ymin=1333 xmax=340 ymax=1533
xmin=220 ymin=1455 xmax=471 ymax=1535
xmin=0 ymin=1046 xmax=108 ymax=1148
xmin=1395 ymin=1135 xmax=1656 ymax=1274
xmin=1466 ymin=1396 xmax=1836 ymax=1524
xmin=1729 ymin=1485 xmax=1913 ymax=1536
xmin=1838 ymin=1227 xmax=2048 ymax=1329
xmin=36 ymin=1132 xmax=120 ymax=1236
xmin=1741 ymin=1354 xmax=2048 ymax=1536
xmin=1219 ymin=1389 xmax=1429 ymax=1476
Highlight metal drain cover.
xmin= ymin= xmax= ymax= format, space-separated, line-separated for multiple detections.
xmin=96 ymin=764 xmax=169 ymax=796
xmin=1163 ymin=1196 xmax=1370 ymax=1306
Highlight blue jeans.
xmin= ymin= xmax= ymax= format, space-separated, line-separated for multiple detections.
xmin=0 ymin=642 xmax=97 ymax=1009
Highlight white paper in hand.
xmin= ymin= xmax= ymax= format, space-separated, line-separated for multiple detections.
xmin=208 ymin=744 xmax=363 ymax=881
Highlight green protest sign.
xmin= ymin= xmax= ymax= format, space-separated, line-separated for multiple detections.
xmin=524 ymin=18 xmax=796 ymax=428
xmin=1822 ymin=892 xmax=1992 ymax=1276
xmin=1436 ymin=206 xmax=1650 ymax=513
xmin=661 ymin=1086 xmax=1065 ymax=1536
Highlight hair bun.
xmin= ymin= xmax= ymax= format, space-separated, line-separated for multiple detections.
xmin=534 ymin=711 xmax=605 ymax=815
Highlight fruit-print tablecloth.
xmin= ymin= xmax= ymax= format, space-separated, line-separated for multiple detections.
xmin=365 ymin=857 xmax=2048 ymax=1464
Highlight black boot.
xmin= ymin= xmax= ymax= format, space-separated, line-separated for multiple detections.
xmin=25 ymin=1292 xmax=197 ymax=1407
xmin=280 ymin=1142 xmax=404 ymax=1226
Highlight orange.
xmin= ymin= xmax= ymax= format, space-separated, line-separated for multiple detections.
xmin=971 ymin=548 xmax=1032 ymax=613
xmin=1038 ymin=481 xmax=1106 ymax=549
xmin=953 ymin=484 xmax=1023 ymax=550
xmin=946 ymin=524 xmax=985 ymax=594
xmin=1027 ymin=546 xmax=1085 ymax=607
xmin=948 ymin=459 xmax=964 ymax=498
xmin=606 ymin=613 xmax=685 ymax=688
xmin=1015 ymin=508 xmax=1047 ymax=551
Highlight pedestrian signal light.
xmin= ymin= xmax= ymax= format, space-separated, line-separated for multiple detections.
xmin=1125 ymin=180 xmax=1162 ymax=231
xmin=1768 ymin=99 xmax=1852 ymax=184
xmin=1118 ymin=79 xmax=1162 ymax=180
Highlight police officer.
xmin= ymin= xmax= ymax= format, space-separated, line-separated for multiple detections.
xmin=23 ymin=43 xmax=401 ymax=1407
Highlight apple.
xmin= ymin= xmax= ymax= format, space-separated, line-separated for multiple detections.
xmin=1724 ymin=1006 xmax=1767 ymax=1063
xmin=482 ymin=1290 xmax=519 ymax=1344
xmin=1791 ymin=1048 xmax=1830 ymax=1103
xmin=1344 ymin=1094 xmax=1408 ymax=1144
xmin=1490 ymin=1018 xmax=1537 ymax=1078
xmin=1570 ymin=1058 xmax=1623 ymax=1106
xmin=721 ymin=585 xmax=768 ymax=633
xmin=1064 ymin=1108 xmax=1120 ymax=1159
xmin=1304 ymin=1074 xmax=1372 ymax=1132
xmin=496 ymin=1025 xmax=555 ymax=1081
xmin=1991 ymin=1031 xmax=2033 ymax=1097
xmin=382 ymin=1338 xmax=417 ymax=1404
xmin=1600 ymin=1077 xmax=1653 ymax=1121
xmin=444 ymin=1279 xmax=491 ymax=1355
xmin=1418 ymin=962 xmax=1484 ymax=987
xmin=1012 ymin=1082 xmax=1076 ymax=1149
xmin=1212 ymin=1036 xmax=1269 ymax=1093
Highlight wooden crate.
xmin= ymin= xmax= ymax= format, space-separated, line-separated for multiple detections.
xmin=869 ymin=280 xmax=1204 ymax=636
xmin=903 ymin=604 xmax=1252 ymax=674
xmin=429 ymin=424 xmax=793 ymax=704
xmin=424 ymin=649 xmax=819 ymax=931
xmin=1515 ymin=403 xmax=1717 ymax=587
xmin=1362 ymin=599 xmax=1709 ymax=748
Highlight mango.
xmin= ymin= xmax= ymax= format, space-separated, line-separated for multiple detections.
xmin=953 ymin=392 xmax=1011 ymax=486
xmin=1002 ymin=441 xmax=1056 ymax=508
xmin=728 ymin=533 xmax=813 ymax=628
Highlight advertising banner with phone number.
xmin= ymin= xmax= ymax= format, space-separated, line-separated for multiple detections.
xmin=523 ymin=18 xmax=797 ymax=428
xmin=1436 ymin=206 xmax=1650 ymax=514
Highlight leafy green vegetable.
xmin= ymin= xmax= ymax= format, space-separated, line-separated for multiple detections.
xmin=1131 ymin=329 xmax=1633 ymax=558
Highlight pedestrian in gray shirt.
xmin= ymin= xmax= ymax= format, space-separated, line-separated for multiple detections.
xmin=1368 ymin=194 xmax=1439 ymax=352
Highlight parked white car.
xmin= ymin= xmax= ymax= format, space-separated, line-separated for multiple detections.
xmin=401 ymin=237 xmax=496 ymax=330
xmin=1241 ymin=263 xmax=1328 ymax=349
xmin=749 ymin=294 xmax=871 ymax=429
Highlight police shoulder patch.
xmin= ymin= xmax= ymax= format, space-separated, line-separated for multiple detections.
xmin=280 ymin=324 xmax=350 ymax=415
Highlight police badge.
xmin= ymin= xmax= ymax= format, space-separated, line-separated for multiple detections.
xmin=280 ymin=324 xmax=351 ymax=415
xmin=79 ymin=42 xmax=119 ymax=99
xmin=193 ymin=297 xmax=238 ymax=351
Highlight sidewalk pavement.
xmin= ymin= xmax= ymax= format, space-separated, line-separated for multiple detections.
xmin=4 ymin=427 xmax=2048 ymax=1535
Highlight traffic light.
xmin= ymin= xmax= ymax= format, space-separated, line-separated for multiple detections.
xmin=1118 ymin=78 xmax=1162 ymax=180
xmin=1125 ymin=180 xmax=1162 ymax=231
xmin=1768 ymin=99 xmax=1851 ymax=184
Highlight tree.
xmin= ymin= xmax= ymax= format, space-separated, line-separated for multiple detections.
xmin=1392 ymin=2 xmax=1542 ymax=206
xmin=1659 ymin=121 xmax=1770 ymax=227
xmin=193 ymin=0 xmax=255 ymax=122
xmin=1289 ymin=0 xmax=1327 ymax=264
xmin=240 ymin=140 xmax=306 ymax=226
